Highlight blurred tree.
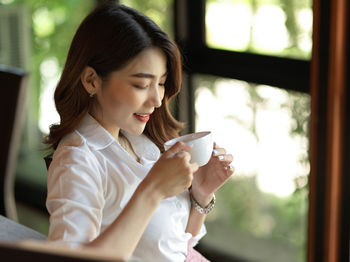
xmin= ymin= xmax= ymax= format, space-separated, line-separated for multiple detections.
xmin=120 ymin=0 xmax=173 ymax=36
xmin=0 ymin=1 xmax=95 ymax=228
xmin=195 ymin=0 xmax=311 ymax=256
xmin=206 ymin=0 xmax=312 ymax=59
xmin=2 ymin=0 xmax=95 ymax=133
xmin=279 ymin=0 xmax=312 ymax=59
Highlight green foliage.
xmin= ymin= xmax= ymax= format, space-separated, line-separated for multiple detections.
xmin=120 ymin=0 xmax=173 ymax=36
xmin=1 ymin=0 xmax=96 ymax=227
xmin=195 ymin=2 xmax=311 ymax=253
xmin=206 ymin=0 xmax=312 ymax=59
xmin=2 ymin=0 xmax=95 ymax=123
xmin=208 ymin=173 xmax=307 ymax=261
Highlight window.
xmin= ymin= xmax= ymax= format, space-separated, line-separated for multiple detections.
xmin=205 ymin=0 xmax=313 ymax=59
xmin=194 ymin=75 xmax=309 ymax=261
xmin=175 ymin=0 xmax=312 ymax=261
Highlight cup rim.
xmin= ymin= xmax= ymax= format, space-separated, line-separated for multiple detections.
xmin=164 ymin=131 xmax=211 ymax=147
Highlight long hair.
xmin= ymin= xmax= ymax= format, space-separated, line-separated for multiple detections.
xmin=45 ymin=3 xmax=184 ymax=151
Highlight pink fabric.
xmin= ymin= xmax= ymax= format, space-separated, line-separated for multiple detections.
xmin=185 ymin=241 xmax=210 ymax=262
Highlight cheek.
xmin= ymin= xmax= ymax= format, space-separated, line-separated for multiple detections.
xmin=159 ymin=88 xmax=166 ymax=103
xmin=101 ymin=84 xmax=142 ymax=112
xmin=161 ymin=88 xmax=165 ymax=100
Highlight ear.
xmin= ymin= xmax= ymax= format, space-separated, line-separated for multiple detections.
xmin=81 ymin=66 xmax=102 ymax=96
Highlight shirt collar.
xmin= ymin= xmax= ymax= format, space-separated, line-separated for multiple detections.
xmin=76 ymin=113 xmax=115 ymax=150
xmin=76 ymin=113 xmax=160 ymax=161
xmin=121 ymin=130 xmax=160 ymax=162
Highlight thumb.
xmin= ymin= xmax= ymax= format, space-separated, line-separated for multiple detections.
xmin=164 ymin=141 xmax=192 ymax=156
xmin=190 ymin=162 xmax=199 ymax=173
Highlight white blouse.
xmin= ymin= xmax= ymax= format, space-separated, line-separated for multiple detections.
xmin=46 ymin=114 xmax=206 ymax=261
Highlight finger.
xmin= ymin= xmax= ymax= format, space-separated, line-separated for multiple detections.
xmin=217 ymin=154 xmax=233 ymax=163
xmin=190 ymin=162 xmax=199 ymax=173
xmin=225 ymin=164 xmax=235 ymax=176
xmin=175 ymin=150 xmax=191 ymax=162
xmin=165 ymin=141 xmax=192 ymax=156
xmin=212 ymin=148 xmax=227 ymax=156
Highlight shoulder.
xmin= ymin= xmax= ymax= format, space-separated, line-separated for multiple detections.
xmin=53 ymin=130 xmax=95 ymax=163
xmin=49 ymin=130 xmax=104 ymax=181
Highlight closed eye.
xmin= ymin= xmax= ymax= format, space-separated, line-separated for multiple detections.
xmin=133 ymin=85 xmax=148 ymax=90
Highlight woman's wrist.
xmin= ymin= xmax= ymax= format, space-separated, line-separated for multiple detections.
xmin=189 ymin=188 xmax=215 ymax=215
xmin=136 ymin=179 xmax=162 ymax=207
xmin=189 ymin=187 xmax=214 ymax=207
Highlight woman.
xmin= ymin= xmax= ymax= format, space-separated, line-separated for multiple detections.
xmin=45 ymin=3 xmax=234 ymax=261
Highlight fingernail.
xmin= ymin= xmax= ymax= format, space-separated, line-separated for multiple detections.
xmin=213 ymin=149 xmax=218 ymax=156
xmin=218 ymin=155 xmax=224 ymax=160
xmin=186 ymin=142 xmax=193 ymax=146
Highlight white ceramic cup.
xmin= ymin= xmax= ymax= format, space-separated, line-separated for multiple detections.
xmin=164 ymin=131 xmax=213 ymax=167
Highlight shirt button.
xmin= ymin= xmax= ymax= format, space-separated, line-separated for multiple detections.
xmin=176 ymin=201 xmax=182 ymax=209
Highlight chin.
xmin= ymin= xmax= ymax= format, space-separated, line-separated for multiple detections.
xmin=123 ymin=126 xmax=145 ymax=136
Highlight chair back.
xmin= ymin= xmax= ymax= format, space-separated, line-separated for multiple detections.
xmin=0 ymin=65 xmax=28 ymax=220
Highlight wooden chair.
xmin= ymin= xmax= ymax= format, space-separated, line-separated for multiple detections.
xmin=0 ymin=65 xmax=28 ymax=221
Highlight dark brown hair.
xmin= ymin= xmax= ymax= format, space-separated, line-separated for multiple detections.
xmin=45 ymin=3 xmax=184 ymax=151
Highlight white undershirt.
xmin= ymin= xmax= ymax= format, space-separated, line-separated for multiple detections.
xmin=46 ymin=113 xmax=206 ymax=262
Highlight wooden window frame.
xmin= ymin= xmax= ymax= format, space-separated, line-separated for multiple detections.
xmin=309 ymin=0 xmax=350 ymax=261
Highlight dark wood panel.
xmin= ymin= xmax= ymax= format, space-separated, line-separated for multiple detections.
xmin=309 ymin=0 xmax=350 ymax=261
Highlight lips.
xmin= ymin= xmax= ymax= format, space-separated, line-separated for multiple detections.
xmin=135 ymin=113 xmax=151 ymax=117
xmin=134 ymin=112 xmax=152 ymax=123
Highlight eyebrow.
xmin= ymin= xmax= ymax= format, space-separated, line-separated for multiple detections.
xmin=130 ymin=72 xmax=168 ymax=79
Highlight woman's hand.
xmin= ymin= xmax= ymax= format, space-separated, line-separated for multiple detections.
xmin=143 ymin=141 xmax=199 ymax=200
xmin=191 ymin=142 xmax=234 ymax=206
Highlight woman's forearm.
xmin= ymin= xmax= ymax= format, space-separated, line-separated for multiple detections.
xmin=86 ymin=180 xmax=161 ymax=259
xmin=185 ymin=192 xmax=213 ymax=236
xmin=186 ymin=206 xmax=207 ymax=236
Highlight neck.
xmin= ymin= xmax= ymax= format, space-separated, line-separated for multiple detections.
xmin=89 ymin=111 xmax=120 ymax=141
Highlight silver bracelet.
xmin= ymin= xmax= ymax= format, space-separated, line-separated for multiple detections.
xmin=189 ymin=190 xmax=216 ymax=215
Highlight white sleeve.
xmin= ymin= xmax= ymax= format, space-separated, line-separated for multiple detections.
xmin=46 ymin=145 xmax=105 ymax=246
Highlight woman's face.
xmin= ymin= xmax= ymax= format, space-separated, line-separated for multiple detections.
xmin=92 ymin=47 xmax=167 ymax=136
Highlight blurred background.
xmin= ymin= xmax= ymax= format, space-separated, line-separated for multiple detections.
xmin=0 ymin=0 xmax=313 ymax=261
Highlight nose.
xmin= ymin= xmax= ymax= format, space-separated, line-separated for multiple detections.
xmin=148 ymin=85 xmax=164 ymax=108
